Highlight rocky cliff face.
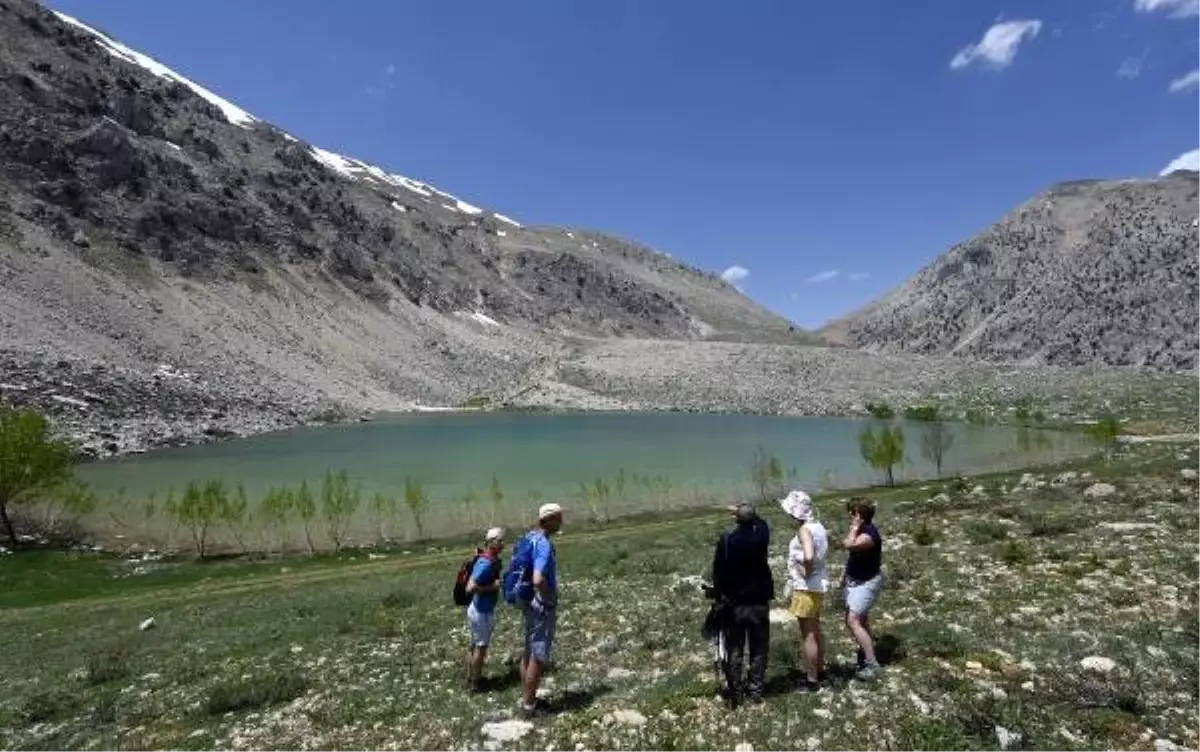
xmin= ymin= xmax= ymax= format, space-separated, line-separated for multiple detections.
xmin=0 ymin=0 xmax=812 ymax=454
xmin=821 ymin=175 xmax=1199 ymax=371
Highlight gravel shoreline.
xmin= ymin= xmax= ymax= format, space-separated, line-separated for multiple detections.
xmin=3 ymin=339 xmax=1193 ymax=459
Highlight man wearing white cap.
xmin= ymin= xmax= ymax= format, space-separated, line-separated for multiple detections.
xmin=518 ymin=503 xmax=564 ymax=717
xmin=465 ymin=526 xmax=506 ymax=692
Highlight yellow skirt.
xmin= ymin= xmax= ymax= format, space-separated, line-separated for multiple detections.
xmin=789 ymin=591 xmax=824 ymax=619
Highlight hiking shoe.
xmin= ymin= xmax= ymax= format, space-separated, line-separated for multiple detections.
xmin=520 ymin=699 xmax=552 ymax=719
xmin=795 ymin=679 xmax=823 ymax=694
xmin=855 ymin=662 xmax=883 ymax=682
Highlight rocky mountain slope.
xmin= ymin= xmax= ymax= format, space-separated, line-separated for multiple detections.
xmin=0 ymin=0 xmax=818 ymax=453
xmin=820 ymin=174 xmax=1199 ymax=370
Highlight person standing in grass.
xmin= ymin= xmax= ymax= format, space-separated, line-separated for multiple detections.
xmin=780 ymin=489 xmax=829 ymax=692
xmin=465 ymin=527 xmax=505 ymax=693
xmin=518 ymin=503 xmax=564 ymax=718
xmin=711 ymin=501 xmax=774 ymax=707
xmin=841 ymin=497 xmax=884 ymax=681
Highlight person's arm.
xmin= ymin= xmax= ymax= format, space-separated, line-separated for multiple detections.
xmin=467 ymin=560 xmax=500 ymax=594
xmin=531 ymin=540 xmax=553 ymax=599
xmin=711 ymin=535 xmax=727 ymax=600
xmin=800 ymin=527 xmax=815 ymax=580
xmin=843 ymin=524 xmax=875 ymax=552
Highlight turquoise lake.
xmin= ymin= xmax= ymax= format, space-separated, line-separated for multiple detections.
xmin=77 ymin=411 xmax=1092 ymax=512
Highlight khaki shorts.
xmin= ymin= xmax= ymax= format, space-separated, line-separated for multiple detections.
xmin=789 ymin=591 xmax=824 ymax=619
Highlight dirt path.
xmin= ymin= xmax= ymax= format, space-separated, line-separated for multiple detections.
xmin=0 ymin=515 xmax=713 ymax=622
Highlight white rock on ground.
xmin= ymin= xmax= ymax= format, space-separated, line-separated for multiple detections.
xmin=1155 ymin=739 xmax=1184 ymax=751
xmin=1080 ymin=655 xmax=1117 ymax=674
xmin=606 ymin=667 xmax=635 ymax=680
xmin=768 ymin=608 xmax=793 ymax=625
xmin=1083 ymin=483 xmax=1117 ymax=498
xmin=1181 ymin=468 xmax=1197 ymax=480
xmin=481 ymin=720 xmax=534 ymax=744
xmin=995 ymin=726 xmax=1023 ymax=750
xmin=138 ymin=617 xmax=156 ymax=631
xmin=607 ymin=709 xmax=647 ymax=727
xmin=735 ymin=743 xmax=754 ymax=752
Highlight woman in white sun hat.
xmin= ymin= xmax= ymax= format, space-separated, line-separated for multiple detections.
xmin=780 ymin=489 xmax=828 ymax=692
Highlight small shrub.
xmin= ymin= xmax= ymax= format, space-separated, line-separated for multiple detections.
xmin=204 ymin=672 xmax=308 ymax=715
xmin=381 ymin=588 xmax=417 ymax=610
xmin=865 ymin=401 xmax=895 ymax=419
xmin=999 ymin=540 xmax=1031 ymax=565
xmin=965 ymin=519 xmax=1009 ymax=544
xmin=1025 ymin=513 xmax=1073 ymax=538
xmin=403 ymin=476 xmax=429 ymax=539
xmin=320 ymin=469 xmax=360 ymax=553
xmin=294 ymin=481 xmax=317 ymax=554
xmin=85 ymin=644 xmax=133 ymax=686
xmin=912 ymin=520 xmax=937 ymax=546
xmin=19 ymin=690 xmax=79 ymax=724
xmin=460 ymin=395 xmax=491 ymax=409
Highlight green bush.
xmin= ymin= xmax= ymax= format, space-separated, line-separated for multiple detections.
xmin=321 ymin=470 xmax=360 ymax=553
xmin=403 ymin=476 xmax=429 ymax=540
xmin=294 ymin=481 xmax=316 ymax=554
xmin=964 ymin=519 xmax=1009 ymax=544
xmin=858 ymin=424 xmax=905 ymax=486
xmin=912 ymin=520 xmax=937 ymax=546
xmin=999 ymin=540 xmax=1031 ymax=566
xmin=205 ymin=672 xmax=308 ymax=715
xmin=866 ymin=401 xmax=895 ymax=419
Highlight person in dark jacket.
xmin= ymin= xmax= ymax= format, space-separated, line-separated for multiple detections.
xmin=711 ymin=501 xmax=774 ymax=706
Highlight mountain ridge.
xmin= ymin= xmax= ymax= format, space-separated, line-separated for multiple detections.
xmin=820 ymin=173 xmax=1199 ymax=370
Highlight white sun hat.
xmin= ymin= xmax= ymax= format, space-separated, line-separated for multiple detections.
xmin=538 ymin=502 xmax=563 ymax=520
xmin=779 ymin=489 xmax=814 ymax=521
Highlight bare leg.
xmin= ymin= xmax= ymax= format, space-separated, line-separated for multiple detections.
xmin=799 ymin=617 xmax=822 ymax=683
xmin=468 ymin=645 xmax=488 ymax=686
xmin=845 ymin=611 xmax=876 ymax=665
xmin=521 ymin=658 xmax=544 ymax=707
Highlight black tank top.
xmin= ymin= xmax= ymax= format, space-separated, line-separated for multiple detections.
xmin=844 ymin=523 xmax=882 ymax=582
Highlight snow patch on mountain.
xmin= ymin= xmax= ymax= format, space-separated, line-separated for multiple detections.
xmin=52 ymin=11 xmax=258 ymax=127
xmin=51 ymin=10 xmax=524 ymax=226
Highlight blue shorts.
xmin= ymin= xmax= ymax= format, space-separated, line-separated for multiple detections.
xmin=845 ymin=574 xmax=884 ymax=616
xmin=521 ymin=597 xmax=557 ymax=664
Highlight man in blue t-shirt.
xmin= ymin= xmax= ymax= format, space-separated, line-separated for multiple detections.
xmin=519 ymin=503 xmax=564 ymax=718
xmin=465 ymin=527 xmax=505 ymax=692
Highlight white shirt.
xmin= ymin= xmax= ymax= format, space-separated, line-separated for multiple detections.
xmin=787 ymin=521 xmax=829 ymax=594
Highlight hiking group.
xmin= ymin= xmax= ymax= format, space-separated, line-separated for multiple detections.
xmin=454 ymin=502 xmax=562 ymax=719
xmin=453 ymin=491 xmax=884 ymax=717
xmin=706 ymin=492 xmax=884 ymax=708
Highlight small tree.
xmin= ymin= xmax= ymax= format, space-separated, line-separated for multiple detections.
xmin=175 ymin=480 xmax=225 ymax=558
xmin=908 ymin=405 xmax=954 ymax=479
xmin=865 ymin=402 xmax=895 ymax=420
xmin=1088 ymin=415 xmax=1123 ymax=461
xmin=749 ymin=444 xmax=785 ymax=503
xmin=0 ymin=404 xmax=76 ymax=548
xmin=294 ymin=481 xmax=317 ymax=554
xmin=260 ymin=487 xmax=294 ymax=554
xmin=371 ymin=491 xmax=397 ymax=544
xmin=858 ymin=425 xmax=905 ymax=486
xmin=489 ymin=474 xmax=504 ymax=523
xmin=222 ymin=482 xmax=249 ymax=554
xmin=403 ymin=476 xmax=429 ymax=540
xmin=321 ymin=469 xmax=360 ymax=553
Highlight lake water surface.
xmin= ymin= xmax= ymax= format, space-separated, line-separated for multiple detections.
xmin=78 ymin=412 xmax=1092 ymax=513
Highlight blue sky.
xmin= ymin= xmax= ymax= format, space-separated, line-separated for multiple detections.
xmin=48 ymin=0 xmax=1199 ymax=329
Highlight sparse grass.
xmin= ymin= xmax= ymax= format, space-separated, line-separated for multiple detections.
xmin=965 ymin=518 xmax=1010 ymax=544
xmin=0 ymin=440 xmax=1195 ymax=750
xmin=204 ymin=672 xmax=309 ymax=715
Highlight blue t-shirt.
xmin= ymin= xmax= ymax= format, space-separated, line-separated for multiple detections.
xmin=530 ymin=532 xmax=557 ymax=600
xmin=470 ymin=555 xmax=501 ymax=613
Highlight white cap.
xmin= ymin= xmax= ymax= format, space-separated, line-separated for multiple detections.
xmin=485 ymin=526 xmax=505 ymax=542
xmin=538 ymin=502 xmax=563 ymax=520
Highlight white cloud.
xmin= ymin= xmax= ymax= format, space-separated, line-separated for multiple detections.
xmin=720 ymin=265 xmax=749 ymax=285
xmin=1135 ymin=0 xmax=1200 ymax=17
xmin=806 ymin=269 xmax=840 ymax=284
xmin=951 ymin=20 xmax=1043 ymax=71
xmin=848 ymin=272 xmax=870 ymax=281
xmin=1169 ymin=69 xmax=1200 ymax=92
xmin=1117 ymin=57 xmax=1143 ymax=79
xmin=1160 ymin=148 xmax=1200 ymax=175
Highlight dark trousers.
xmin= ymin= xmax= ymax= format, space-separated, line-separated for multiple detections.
xmin=724 ymin=604 xmax=769 ymax=698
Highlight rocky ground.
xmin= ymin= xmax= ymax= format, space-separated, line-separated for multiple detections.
xmin=1 ymin=439 xmax=1196 ymax=750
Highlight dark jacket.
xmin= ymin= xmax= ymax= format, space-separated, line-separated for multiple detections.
xmin=711 ymin=516 xmax=774 ymax=605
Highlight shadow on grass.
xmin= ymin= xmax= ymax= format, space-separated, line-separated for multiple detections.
xmin=478 ymin=665 xmax=523 ymax=693
xmin=551 ymin=683 xmax=614 ymax=713
xmin=761 ymin=631 xmax=907 ymax=696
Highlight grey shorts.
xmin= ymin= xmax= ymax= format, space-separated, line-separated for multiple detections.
xmin=467 ymin=603 xmax=496 ymax=647
xmin=521 ymin=597 xmax=557 ymax=664
xmin=845 ymin=574 xmax=884 ymax=616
